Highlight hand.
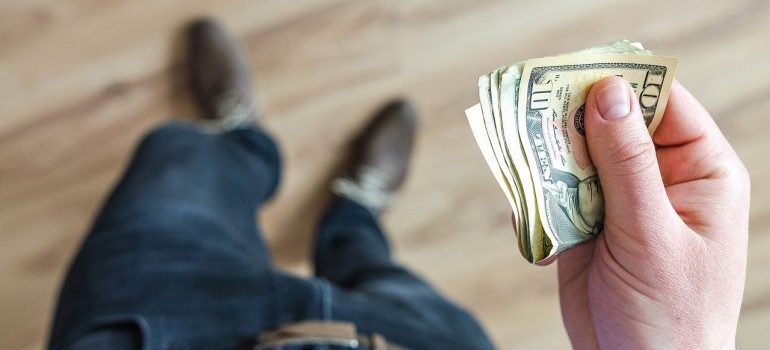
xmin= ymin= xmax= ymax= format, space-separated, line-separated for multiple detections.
xmin=556 ymin=76 xmax=750 ymax=349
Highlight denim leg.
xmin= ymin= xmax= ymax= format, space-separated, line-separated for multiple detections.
xmin=313 ymin=197 xmax=496 ymax=350
xmin=314 ymin=197 xmax=457 ymax=307
xmin=49 ymin=122 xmax=285 ymax=349
xmin=91 ymin=122 xmax=281 ymax=264
xmin=313 ymin=197 xmax=391 ymax=286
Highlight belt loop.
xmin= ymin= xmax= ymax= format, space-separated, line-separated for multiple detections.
xmin=318 ymin=279 xmax=333 ymax=320
xmin=370 ymin=333 xmax=389 ymax=350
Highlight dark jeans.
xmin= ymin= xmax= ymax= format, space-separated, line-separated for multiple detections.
xmin=48 ymin=122 xmax=494 ymax=350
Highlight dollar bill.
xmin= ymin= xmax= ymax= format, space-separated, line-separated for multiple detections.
xmin=465 ymin=41 xmax=677 ymax=263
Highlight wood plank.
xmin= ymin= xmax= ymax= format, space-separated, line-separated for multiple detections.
xmin=1 ymin=0 xmax=768 ymax=348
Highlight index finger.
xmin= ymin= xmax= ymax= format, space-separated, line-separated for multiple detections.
xmin=653 ymin=80 xmax=738 ymax=186
xmin=653 ymin=80 xmax=723 ymax=147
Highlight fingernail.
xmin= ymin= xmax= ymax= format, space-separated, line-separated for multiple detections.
xmin=596 ymin=82 xmax=631 ymax=120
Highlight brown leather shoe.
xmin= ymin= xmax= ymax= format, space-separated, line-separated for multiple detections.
xmin=187 ymin=18 xmax=259 ymax=127
xmin=333 ymin=100 xmax=418 ymax=212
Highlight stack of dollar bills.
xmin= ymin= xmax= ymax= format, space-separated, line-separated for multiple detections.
xmin=465 ymin=40 xmax=677 ymax=264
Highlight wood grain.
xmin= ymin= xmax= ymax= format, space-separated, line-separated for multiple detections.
xmin=1 ymin=0 xmax=768 ymax=348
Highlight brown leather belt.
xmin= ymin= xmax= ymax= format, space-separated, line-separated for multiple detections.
xmin=254 ymin=321 xmax=407 ymax=350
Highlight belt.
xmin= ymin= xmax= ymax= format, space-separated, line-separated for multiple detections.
xmin=254 ymin=321 xmax=407 ymax=350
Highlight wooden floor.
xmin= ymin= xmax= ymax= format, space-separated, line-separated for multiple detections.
xmin=2 ymin=0 xmax=770 ymax=348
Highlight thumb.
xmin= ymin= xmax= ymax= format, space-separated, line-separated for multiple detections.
xmin=584 ymin=76 xmax=670 ymax=223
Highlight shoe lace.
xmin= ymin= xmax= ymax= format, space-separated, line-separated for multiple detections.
xmin=207 ymin=90 xmax=258 ymax=131
xmin=332 ymin=166 xmax=394 ymax=211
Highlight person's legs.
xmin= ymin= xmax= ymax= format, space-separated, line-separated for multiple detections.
xmin=312 ymin=101 xmax=495 ymax=350
xmin=48 ymin=19 xmax=298 ymax=349
xmin=313 ymin=197 xmax=391 ymax=288
xmin=314 ymin=196 xmax=494 ymax=350
xmin=313 ymin=100 xmax=417 ymax=292
xmin=93 ymin=122 xmax=280 ymax=266
xmin=49 ymin=123 xmax=285 ymax=349
xmin=314 ymin=196 xmax=449 ymax=309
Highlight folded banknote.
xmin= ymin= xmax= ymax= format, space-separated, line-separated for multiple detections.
xmin=465 ymin=40 xmax=677 ymax=264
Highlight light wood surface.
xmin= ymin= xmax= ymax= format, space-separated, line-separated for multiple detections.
xmin=1 ymin=0 xmax=769 ymax=348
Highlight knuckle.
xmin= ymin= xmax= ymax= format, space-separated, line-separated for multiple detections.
xmin=713 ymin=146 xmax=751 ymax=195
xmin=728 ymin=158 xmax=751 ymax=196
xmin=606 ymin=133 xmax=657 ymax=175
xmin=737 ymin=160 xmax=751 ymax=186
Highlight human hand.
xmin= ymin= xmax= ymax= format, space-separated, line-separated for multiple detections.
xmin=556 ymin=76 xmax=750 ymax=349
